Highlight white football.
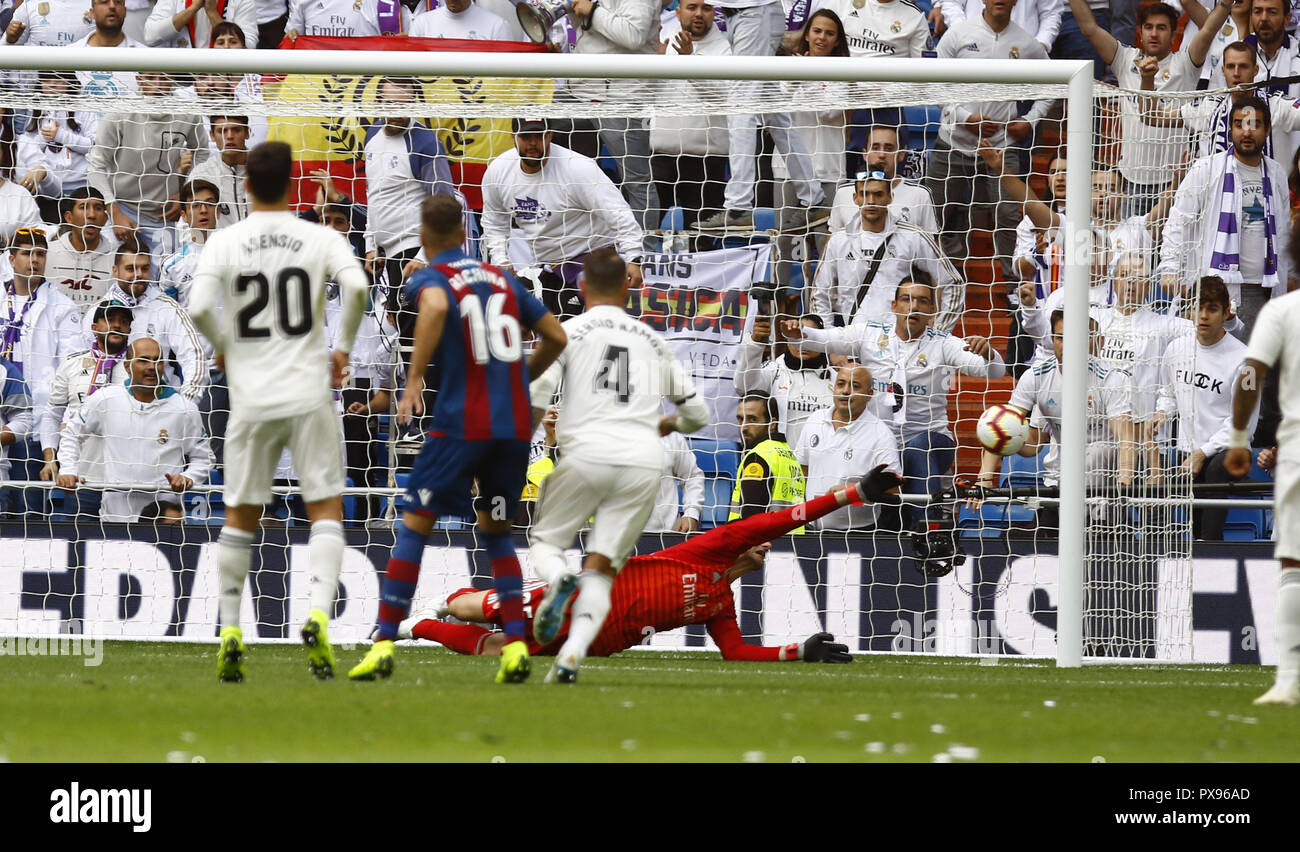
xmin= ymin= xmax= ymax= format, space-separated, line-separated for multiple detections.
xmin=976 ymin=404 xmax=1029 ymax=456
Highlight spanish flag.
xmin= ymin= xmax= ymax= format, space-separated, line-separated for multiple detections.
xmin=268 ymin=35 xmax=553 ymax=210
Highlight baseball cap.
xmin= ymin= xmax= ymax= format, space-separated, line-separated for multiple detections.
xmin=513 ymin=116 xmax=548 ymax=134
xmin=92 ymin=298 xmax=134 ymax=324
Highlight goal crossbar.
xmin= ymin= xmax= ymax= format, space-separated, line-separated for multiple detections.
xmin=1 ymin=46 xmax=1096 ymax=667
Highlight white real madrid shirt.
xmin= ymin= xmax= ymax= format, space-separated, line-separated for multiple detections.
xmin=794 ymin=407 xmax=901 ymax=530
xmin=1094 ymin=305 xmax=1186 ymax=422
xmin=935 ymin=15 xmax=1052 ymax=152
xmin=809 ymin=216 xmax=960 ymax=331
xmin=733 ymin=340 xmax=835 ymax=450
xmin=288 ymin=0 xmax=410 ymax=36
xmin=6 ymin=0 xmax=95 ymax=46
xmin=409 ymin=2 xmax=510 ymax=38
xmin=1007 ymin=355 xmax=1131 ymax=479
xmin=67 ymin=33 xmax=146 ymax=97
xmin=829 ymin=180 xmax=939 ymax=235
xmin=1111 ymin=44 xmax=1201 ymax=187
xmin=530 ymin=304 xmax=709 ymax=470
xmin=810 ymin=0 xmax=929 ymax=58
xmin=645 ymin=431 xmax=706 ymax=532
xmin=800 ymin=319 xmax=1006 ymax=440
xmin=159 ymin=237 xmax=207 ymax=308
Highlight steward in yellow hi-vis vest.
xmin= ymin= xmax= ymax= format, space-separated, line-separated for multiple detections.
xmin=517 ymin=406 xmax=559 ymax=527
xmin=730 ymin=392 xmax=807 ymax=531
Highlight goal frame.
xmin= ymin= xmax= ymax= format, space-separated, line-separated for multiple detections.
xmin=0 ymin=46 xmax=1095 ymax=668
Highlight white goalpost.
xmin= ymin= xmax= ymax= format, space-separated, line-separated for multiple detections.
xmin=0 ymin=44 xmax=1129 ymax=668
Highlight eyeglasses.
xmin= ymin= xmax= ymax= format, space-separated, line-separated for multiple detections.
xmin=855 ymin=170 xmax=888 ymax=182
xmin=8 ymin=227 xmax=47 ymax=251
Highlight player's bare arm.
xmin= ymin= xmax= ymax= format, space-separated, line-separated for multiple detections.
xmin=399 ymin=285 xmax=450 ymax=423
xmin=1112 ymin=416 xmax=1137 ymax=488
xmin=1225 ymin=358 xmax=1268 ymax=477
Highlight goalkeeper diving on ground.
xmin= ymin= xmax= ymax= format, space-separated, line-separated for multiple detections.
xmin=396 ymin=471 xmax=903 ymax=663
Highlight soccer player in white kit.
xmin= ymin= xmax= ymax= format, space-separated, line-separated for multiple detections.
xmin=188 ymin=142 xmax=369 ymax=683
xmin=1226 ymin=244 xmax=1300 ymax=705
xmin=527 ymin=247 xmax=710 ymax=683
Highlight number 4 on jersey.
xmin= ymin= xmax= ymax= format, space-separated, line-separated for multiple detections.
xmin=593 ymin=344 xmax=631 ymax=404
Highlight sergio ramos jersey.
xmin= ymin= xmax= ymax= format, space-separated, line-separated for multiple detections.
xmin=189 ymin=210 xmax=368 ymax=422
xmin=530 ymin=304 xmax=709 ymax=470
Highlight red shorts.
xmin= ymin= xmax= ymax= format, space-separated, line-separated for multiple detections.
xmin=447 ymin=581 xmax=569 ymax=655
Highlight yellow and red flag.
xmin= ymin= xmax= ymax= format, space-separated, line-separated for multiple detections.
xmin=267 ymin=35 xmax=553 ymax=209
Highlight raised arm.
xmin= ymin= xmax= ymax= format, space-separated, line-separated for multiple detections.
xmin=1067 ymin=0 xmax=1119 ymax=66
xmin=779 ymin=319 xmax=862 ymax=357
xmin=1187 ymin=0 xmax=1234 ymax=67
xmin=977 ymin=141 xmax=1059 ymax=230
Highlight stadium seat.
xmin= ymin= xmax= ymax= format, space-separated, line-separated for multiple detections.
xmin=1000 ymin=448 xmax=1048 ymax=487
xmin=700 ymin=477 xmax=735 ymax=529
xmin=753 ymin=207 xmax=777 ymax=232
xmin=959 ymin=503 xmax=1008 ymax=528
xmin=394 ymin=472 xmax=410 ymax=513
xmin=689 ymin=439 xmax=741 ymax=476
xmin=902 ymin=105 xmax=943 ymax=153
xmin=1223 ymin=522 xmax=1261 ymax=542
xmin=1223 ymin=507 xmax=1264 ymax=541
xmin=342 ymin=477 xmax=357 ymax=523
xmin=1248 ymin=451 xmax=1275 ymax=483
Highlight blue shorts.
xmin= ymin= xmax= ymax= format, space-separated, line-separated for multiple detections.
xmin=404 ymin=437 xmax=530 ymax=520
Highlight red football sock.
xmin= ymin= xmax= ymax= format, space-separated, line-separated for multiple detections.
xmin=411 ymin=620 xmax=495 ymax=655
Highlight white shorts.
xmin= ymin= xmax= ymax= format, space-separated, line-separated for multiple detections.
xmin=528 ymin=456 xmax=660 ymax=571
xmin=1274 ymin=460 xmax=1300 ymax=562
xmin=223 ymin=404 xmax=344 ymax=508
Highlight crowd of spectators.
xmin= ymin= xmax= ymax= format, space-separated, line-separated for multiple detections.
xmin=0 ymin=0 xmax=1292 ymax=540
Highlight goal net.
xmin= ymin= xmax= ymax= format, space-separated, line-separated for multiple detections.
xmin=0 ymin=42 xmax=1254 ymax=664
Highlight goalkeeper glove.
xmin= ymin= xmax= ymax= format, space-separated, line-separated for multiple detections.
xmin=852 ymin=464 xmax=905 ymax=505
xmin=800 ymin=632 xmax=851 ymax=663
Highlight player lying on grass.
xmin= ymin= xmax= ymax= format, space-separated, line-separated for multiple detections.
xmin=398 ymin=471 xmax=903 ymax=663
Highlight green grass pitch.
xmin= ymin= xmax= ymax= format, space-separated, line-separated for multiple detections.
xmin=2 ymin=641 xmax=1298 ymax=763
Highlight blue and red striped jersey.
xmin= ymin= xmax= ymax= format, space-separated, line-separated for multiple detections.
xmin=405 ymin=248 xmax=547 ymax=441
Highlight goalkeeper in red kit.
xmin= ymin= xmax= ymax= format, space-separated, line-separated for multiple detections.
xmin=399 ymin=467 xmax=904 ymax=663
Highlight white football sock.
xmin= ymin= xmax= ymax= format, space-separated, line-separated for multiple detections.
xmin=555 ymin=571 xmax=614 ymax=670
xmin=216 ymin=528 xmax=255 ymax=629
xmin=529 ymin=541 xmax=569 ymax=583
xmin=1274 ymin=568 xmax=1300 ymax=689
xmin=308 ymin=520 xmax=345 ymax=618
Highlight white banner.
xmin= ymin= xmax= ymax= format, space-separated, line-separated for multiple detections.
xmin=632 ymin=244 xmax=773 ymax=442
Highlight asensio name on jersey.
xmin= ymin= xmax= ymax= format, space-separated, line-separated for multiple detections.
xmin=189 ymin=211 xmax=369 ymax=422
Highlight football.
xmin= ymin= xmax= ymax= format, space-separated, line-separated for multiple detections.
xmin=976 ymin=404 xmax=1030 ymax=456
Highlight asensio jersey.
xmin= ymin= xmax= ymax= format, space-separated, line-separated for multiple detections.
xmin=189 ymin=210 xmax=368 ymax=422
xmin=404 ymin=247 xmax=547 ymax=442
